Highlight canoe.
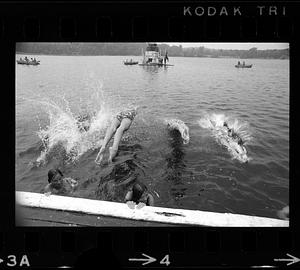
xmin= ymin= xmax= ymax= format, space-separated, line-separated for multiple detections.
xmin=235 ymin=64 xmax=252 ymax=68
xmin=17 ymin=60 xmax=40 ymax=66
xmin=16 ymin=191 xmax=289 ymax=227
xmin=124 ymin=61 xmax=138 ymax=65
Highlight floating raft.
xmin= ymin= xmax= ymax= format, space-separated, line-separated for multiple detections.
xmin=139 ymin=63 xmax=174 ymax=67
xmin=16 ymin=191 xmax=289 ymax=227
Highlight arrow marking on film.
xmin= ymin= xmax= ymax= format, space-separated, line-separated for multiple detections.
xmin=129 ymin=253 xmax=156 ymax=266
xmin=274 ymin=253 xmax=300 ymax=266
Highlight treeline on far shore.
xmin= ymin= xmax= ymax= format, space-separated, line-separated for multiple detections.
xmin=16 ymin=43 xmax=289 ymax=59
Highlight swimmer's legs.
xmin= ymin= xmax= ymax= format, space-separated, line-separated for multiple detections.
xmin=108 ymin=118 xmax=132 ymax=163
xmin=95 ymin=118 xmax=120 ymax=164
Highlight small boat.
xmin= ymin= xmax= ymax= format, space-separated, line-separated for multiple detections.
xmin=235 ymin=64 xmax=252 ymax=68
xmin=16 ymin=191 xmax=289 ymax=227
xmin=17 ymin=60 xmax=40 ymax=66
xmin=124 ymin=60 xmax=138 ymax=65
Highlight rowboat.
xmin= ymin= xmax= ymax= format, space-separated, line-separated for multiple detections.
xmin=124 ymin=61 xmax=138 ymax=65
xmin=235 ymin=64 xmax=252 ymax=68
xmin=16 ymin=191 xmax=289 ymax=227
xmin=17 ymin=60 xmax=40 ymax=65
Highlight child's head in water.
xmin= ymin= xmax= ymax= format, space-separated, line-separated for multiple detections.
xmin=132 ymin=182 xmax=146 ymax=203
xmin=47 ymin=169 xmax=64 ymax=189
xmin=48 ymin=169 xmax=63 ymax=183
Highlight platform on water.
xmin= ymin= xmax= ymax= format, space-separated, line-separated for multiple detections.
xmin=16 ymin=192 xmax=288 ymax=227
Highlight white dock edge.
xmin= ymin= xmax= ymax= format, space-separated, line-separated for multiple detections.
xmin=16 ymin=191 xmax=289 ymax=227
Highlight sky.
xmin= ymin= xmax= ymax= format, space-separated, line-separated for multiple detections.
xmin=164 ymin=43 xmax=289 ymax=50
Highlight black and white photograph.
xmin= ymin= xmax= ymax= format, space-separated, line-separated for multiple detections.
xmin=16 ymin=42 xmax=289 ymax=226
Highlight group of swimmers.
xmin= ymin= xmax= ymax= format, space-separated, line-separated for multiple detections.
xmin=94 ymin=108 xmax=245 ymax=165
xmin=44 ymin=106 xmax=154 ymax=207
xmin=45 ymin=167 xmax=154 ymax=207
xmin=42 ymin=107 xmax=290 ymax=220
xmin=43 ymin=107 xmax=245 ymax=205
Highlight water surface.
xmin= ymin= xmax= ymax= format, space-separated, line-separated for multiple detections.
xmin=16 ymin=55 xmax=289 ymax=219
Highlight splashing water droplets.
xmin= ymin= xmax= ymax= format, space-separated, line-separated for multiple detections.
xmin=30 ymin=80 xmax=114 ymax=165
xmin=198 ymin=112 xmax=253 ymax=163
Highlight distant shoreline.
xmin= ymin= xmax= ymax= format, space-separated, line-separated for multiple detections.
xmin=16 ymin=52 xmax=289 ymax=60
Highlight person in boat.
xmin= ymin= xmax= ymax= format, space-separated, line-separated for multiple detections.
xmin=243 ymin=61 xmax=245 ymax=66
xmin=24 ymin=56 xmax=29 ymax=62
xmin=238 ymin=61 xmax=241 ymax=66
xmin=43 ymin=168 xmax=78 ymax=195
xmin=223 ymin=122 xmax=243 ymax=145
xmin=95 ymin=106 xmax=139 ymax=164
xmin=125 ymin=181 xmax=154 ymax=207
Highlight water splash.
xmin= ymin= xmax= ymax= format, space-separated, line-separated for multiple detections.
xmin=164 ymin=118 xmax=190 ymax=144
xmin=198 ymin=112 xmax=253 ymax=162
xmin=20 ymin=79 xmax=116 ymax=165
xmin=198 ymin=112 xmax=252 ymax=145
xmin=21 ymin=73 xmax=148 ymax=166
xmin=34 ymin=99 xmax=110 ymax=165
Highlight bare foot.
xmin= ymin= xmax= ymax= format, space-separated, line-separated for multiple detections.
xmin=108 ymin=147 xmax=118 ymax=163
xmin=95 ymin=148 xmax=105 ymax=164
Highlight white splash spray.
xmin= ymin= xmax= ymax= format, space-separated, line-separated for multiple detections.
xmin=198 ymin=112 xmax=253 ymax=163
xmin=21 ymin=78 xmax=116 ymax=165
xmin=165 ymin=118 xmax=190 ymax=144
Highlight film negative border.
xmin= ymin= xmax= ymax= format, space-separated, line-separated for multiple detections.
xmin=2 ymin=0 xmax=299 ymax=269
xmin=0 ymin=3 xmax=295 ymax=41
xmin=0 ymin=229 xmax=298 ymax=267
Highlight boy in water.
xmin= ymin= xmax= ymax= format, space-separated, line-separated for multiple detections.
xmin=223 ymin=122 xmax=243 ymax=146
xmin=95 ymin=107 xmax=138 ymax=164
xmin=44 ymin=168 xmax=78 ymax=195
xmin=125 ymin=182 xmax=154 ymax=207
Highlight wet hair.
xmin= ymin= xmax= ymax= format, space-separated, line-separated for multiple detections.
xmin=132 ymin=182 xmax=146 ymax=203
xmin=223 ymin=122 xmax=228 ymax=127
xmin=48 ymin=169 xmax=63 ymax=183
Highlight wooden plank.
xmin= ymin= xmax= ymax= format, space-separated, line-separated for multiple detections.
xmin=17 ymin=206 xmax=178 ymax=227
xmin=16 ymin=192 xmax=289 ymax=227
